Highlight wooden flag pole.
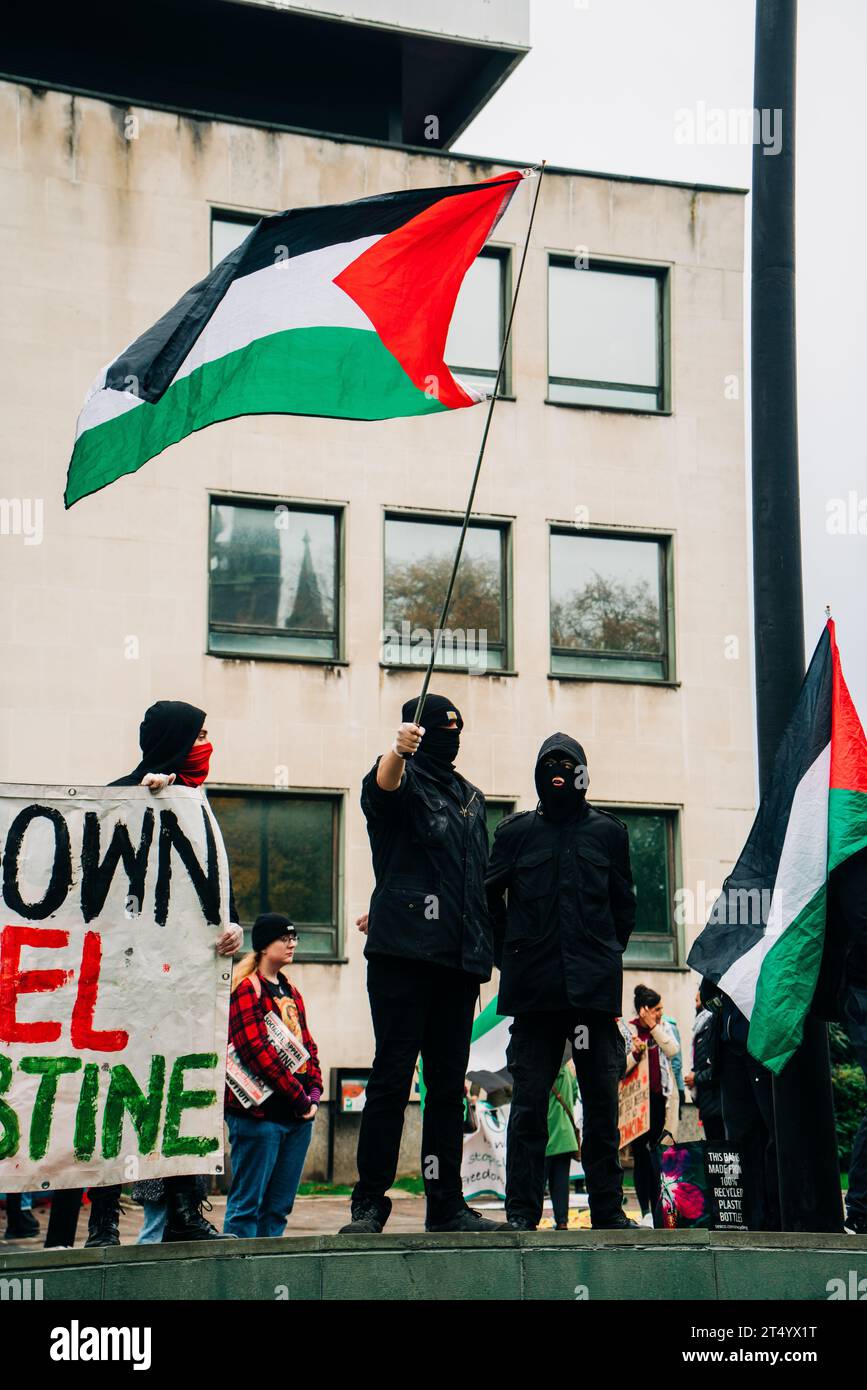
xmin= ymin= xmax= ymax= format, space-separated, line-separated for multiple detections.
xmin=411 ymin=161 xmax=547 ymax=728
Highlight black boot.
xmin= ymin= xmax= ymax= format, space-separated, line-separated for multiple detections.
xmin=162 ymin=1192 xmax=235 ymax=1242
xmin=591 ymin=1212 xmax=638 ymax=1229
xmin=4 ymin=1209 xmax=40 ymax=1239
xmin=337 ymin=1197 xmax=389 ymax=1234
xmin=84 ymin=1197 xmax=121 ymax=1248
xmin=497 ymin=1216 xmax=537 ymax=1231
xmin=426 ymin=1206 xmax=502 ymax=1233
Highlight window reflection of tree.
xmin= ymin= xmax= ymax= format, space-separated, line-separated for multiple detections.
xmin=618 ymin=812 xmax=671 ymax=937
xmin=385 ymin=550 xmax=502 ymax=639
xmin=551 ymin=571 xmax=660 ymax=655
xmin=211 ymin=794 xmax=334 ymax=929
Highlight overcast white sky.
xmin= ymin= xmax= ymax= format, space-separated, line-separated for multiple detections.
xmin=456 ymin=0 xmax=867 ymax=712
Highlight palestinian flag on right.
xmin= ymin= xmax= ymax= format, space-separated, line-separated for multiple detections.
xmin=688 ymin=619 xmax=867 ymax=1074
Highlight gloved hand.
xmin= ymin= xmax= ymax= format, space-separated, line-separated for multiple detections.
xmin=140 ymin=772 xmax=176 ymax=791
xmin=216 ymin=924 xmax=243 ymax=956
xmin=392 ymin=721 xmax=424 ymax=759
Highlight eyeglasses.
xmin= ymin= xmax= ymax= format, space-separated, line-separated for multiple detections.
xmin=278 ymin=933 xmax=298 ymax=943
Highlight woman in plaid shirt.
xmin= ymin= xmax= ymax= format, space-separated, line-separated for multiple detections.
xmin=223 ymin=913 xmax=323 ymax=1238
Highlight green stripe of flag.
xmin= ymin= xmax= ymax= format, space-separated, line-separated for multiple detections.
xmin=66 ymin=326 xmax=446 ymax=506
xmin=828 ymin=787 xmax=867 ymax=870
xmin=749 ymin=884 xmax=827 ymax=1074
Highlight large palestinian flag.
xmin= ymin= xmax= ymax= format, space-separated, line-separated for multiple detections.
xmin=688 ymin=619 xmax=867 ymax=1073
xmin=65 ymin=171 xmax=522 ymax=507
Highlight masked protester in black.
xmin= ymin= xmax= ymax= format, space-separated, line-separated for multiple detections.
xmin=338 ymin=694 xmax=500 ymax=1235
xmin=64 ymin=702 xmax=242 ymax=1250
xmin=486 ymin=734 xmax=637 ymax=1230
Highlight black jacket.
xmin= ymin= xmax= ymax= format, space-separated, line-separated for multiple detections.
xmin=361 ymin=756 xmax=492 ymax=979
xmin=485 ymin=735 xmax=636 ymax=1014
xmin=692 ymin=999 xmax=722 ymax=1121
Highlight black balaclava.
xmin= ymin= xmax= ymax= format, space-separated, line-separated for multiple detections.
xmin=402 ymin=693 xmax=463 ymax=781
xmin=534 ymin=732 xmax=589 ymax=823
xmin=126 ymin=701 xmax=206 ymax=782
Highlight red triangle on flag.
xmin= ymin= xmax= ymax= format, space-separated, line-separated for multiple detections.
xmin=334 ymin=173 xmax=521 ymax=410
xmin=829 ymin=618 xmax=867 ymax=793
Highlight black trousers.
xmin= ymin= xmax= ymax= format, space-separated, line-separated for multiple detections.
xmin=719 ymin=1044 xmax=780 ymax=1231
xmin=45 ymin=1176 xmax=201 ymax=1246
xmin=841 ymin=985 xmax=867 ymax=1223
xmin=353 ymin=955 xmax=479 ymax=1225
xmin=545 ymin=1153 xmax=573 ymax=1226
xmin=630 ymin=1091 xmax=667 ymax=1217
xmin=700 ymin=1112 xmax=726 ymax=1146
xmin=506 ymin=1010 xmax=625 ymax=1227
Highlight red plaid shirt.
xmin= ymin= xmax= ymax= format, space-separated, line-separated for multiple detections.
xmin=226 ymin=971 xmax=323 ymax=1120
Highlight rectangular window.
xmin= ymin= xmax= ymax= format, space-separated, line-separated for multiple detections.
xmin=382 ymin=513 xmax=510 ymax=672
xmin=548 ymin=257 xmax=668 ymax=412
xmin=209 ymin=790 xmax=342 ymax=961
xmin=485 ymin=799 xmax=516 ymax=849
xmin=211 ymin=211 xmax=258 ymax=269
xmin=550 ymin=528 xmax=672 ymax=681
xmin=209 ymin=497 xmax=342 ymax=662
xmin=445 ymin=247 xmax=510 ymax=395
xmin=606 ymin=808 xmax=679 ymax=967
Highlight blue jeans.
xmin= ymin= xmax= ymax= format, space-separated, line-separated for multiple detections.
xmin=224 ymin=1111 xmax=313 ymax=1238
xmin=137 ymin=1201 xmax=167 ymax=1244
xmin=843 ymin=985 xmax=867 ymax=1222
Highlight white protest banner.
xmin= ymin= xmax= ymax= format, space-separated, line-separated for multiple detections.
xmin=0 ymin=784 xmax=232 ymax=1192
xmin=461 ymin=1101 xmax=509 ymax=1200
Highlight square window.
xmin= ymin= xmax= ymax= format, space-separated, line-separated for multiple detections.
xmin=548 ymin=258 xmax=668 ymax=412
xmin=550 ymin=529 xmax=671 ymax=681
xmin=209 ymin=498 xmax=341 ymax=662
xmin=383 ymin=514 xmax=510 ymax=672
xmin=211 ymin=211 xmax=258 ymax=269
xmin=209 ymin=791 xmax=342 ymax=961
xmin=610 ymin=807 xmax=679 ymax=967
xmin=445 ymin=247 xmax=511 ymax=396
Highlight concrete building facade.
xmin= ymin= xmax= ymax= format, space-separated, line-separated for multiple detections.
xmin=0 ymin=4 xmax=751 ymax=1176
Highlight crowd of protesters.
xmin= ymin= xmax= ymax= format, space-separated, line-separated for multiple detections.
xmin=4 ymin=693 xmax=866 ymax=1246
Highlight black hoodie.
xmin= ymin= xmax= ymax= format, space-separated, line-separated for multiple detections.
xmin=109 ymin=700 xmax=240 ymax=924
xmin=486 ymin=734 xmax=636 ymax=1014
xmin=111 ymin=701 xmax=205 ymax=787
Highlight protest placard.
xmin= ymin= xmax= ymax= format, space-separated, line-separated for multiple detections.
xmin=618 ymin=1051 xmax=650 ymax=1148
xmin=0 ymin=784 xmax=232 ymax=1191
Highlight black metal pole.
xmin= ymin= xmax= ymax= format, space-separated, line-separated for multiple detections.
xmin=412 ymin=163 xmax=546 ymax=726
xmin=751 ymin=0 xmax=842 ymax=1232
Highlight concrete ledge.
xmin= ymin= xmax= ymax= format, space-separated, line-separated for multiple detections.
xmin=3 ymin=1231 xmax=866 ymax=1301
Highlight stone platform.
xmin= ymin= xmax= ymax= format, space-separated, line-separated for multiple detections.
xmin=3 ymin=1228 xmax=866 ymax=1301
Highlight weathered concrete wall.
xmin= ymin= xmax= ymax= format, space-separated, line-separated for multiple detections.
xmin=0 ymin=84 xmax=750 ymax=1110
